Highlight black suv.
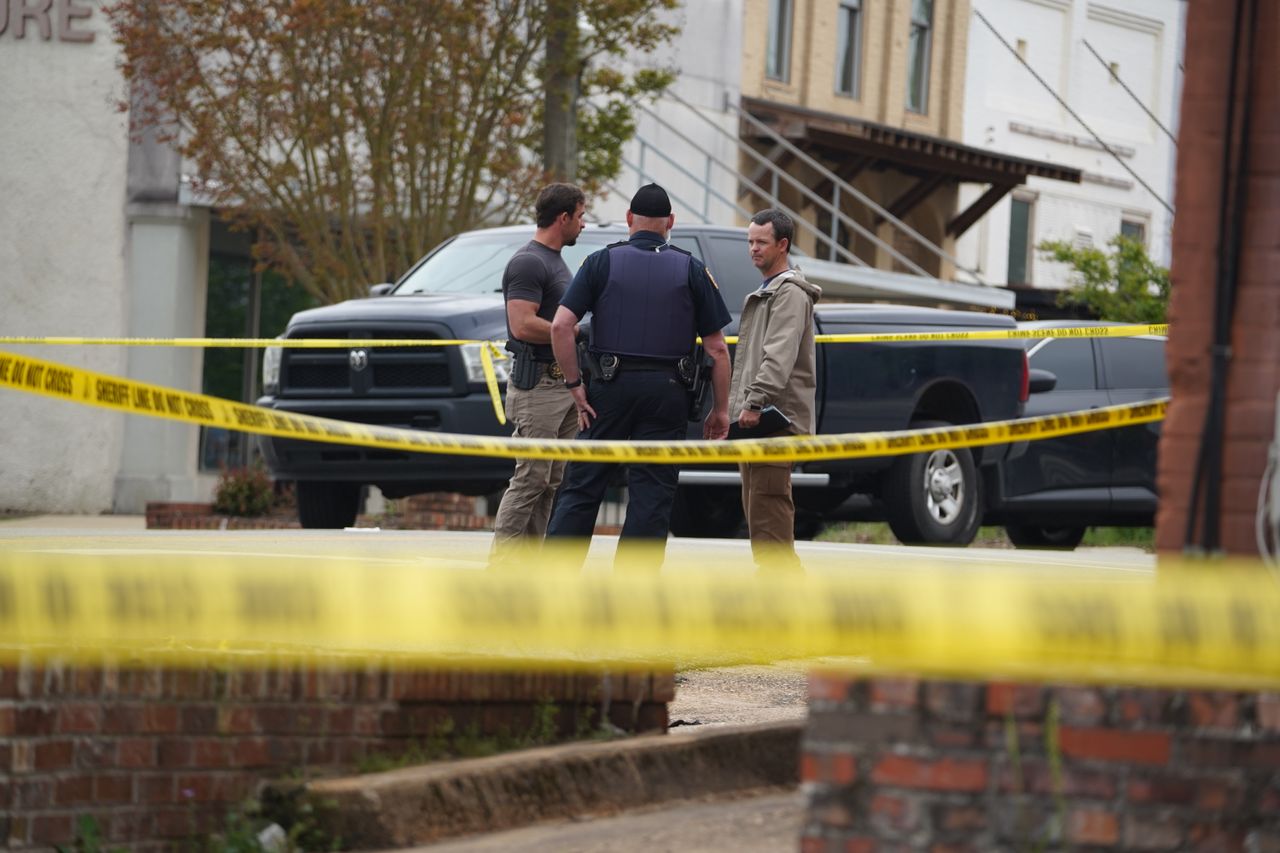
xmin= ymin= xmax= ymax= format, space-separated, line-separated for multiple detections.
xmin=982 ymin=321 xmax=1169 ymax=548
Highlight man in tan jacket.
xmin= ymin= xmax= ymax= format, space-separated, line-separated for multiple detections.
xmin=729 ymin=209 xmax=822 ymax=570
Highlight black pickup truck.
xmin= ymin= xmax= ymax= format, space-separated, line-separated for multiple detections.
xmin=258 ymin=223 xmax=1028 ymax=544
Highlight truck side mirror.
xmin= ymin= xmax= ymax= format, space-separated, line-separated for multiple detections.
xmin=368 ymin=283 xmax=394 ymax=297
xmin=1028 ymin=368 xmax=1058 ymax=394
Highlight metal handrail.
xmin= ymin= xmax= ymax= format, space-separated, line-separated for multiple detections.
xmin=663 ymin=89 xmax=986 ymax=283
xmin=635 ymin=100 xmax=920 ymax=274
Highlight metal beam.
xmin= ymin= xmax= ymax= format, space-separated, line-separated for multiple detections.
xmin=876 ymin=173 xmax=949 ymax=225
xmin=946 ymin=183 xmax=1017 ymax=238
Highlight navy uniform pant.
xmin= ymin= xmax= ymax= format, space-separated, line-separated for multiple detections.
xmin=545 ymin=368 xmax=688 ymax=569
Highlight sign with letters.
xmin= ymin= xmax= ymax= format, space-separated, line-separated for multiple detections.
xmin=0 ymin=0 xmax=95 ymax=42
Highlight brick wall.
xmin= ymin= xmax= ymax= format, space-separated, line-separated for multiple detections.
xmin=1158 ymin=0 xmax=1280 ymax=554
xmin=1 ymin=661 xmax=672 ymax=850
xmin=803 ymin=675 xmax=1280 ymax=851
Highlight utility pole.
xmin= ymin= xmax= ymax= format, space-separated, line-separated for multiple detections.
xmin=544 ymin=0 xmax=580 ymax=181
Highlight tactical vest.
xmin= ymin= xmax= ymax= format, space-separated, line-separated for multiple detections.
xmin=591 ymin=242 xmax=697 ymax=360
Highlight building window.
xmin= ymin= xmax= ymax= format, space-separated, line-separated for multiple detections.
xmin=1007 ymin=196 xmax=1034 ymax=285
xmin=906 ymin=0 xmax=933 ymax=113
xmin=766 ymin=0 xmax=793 ymax=82
xmin=1120 ymin=217 xmax=1147 ymax=247
xmin=836 ymin=0 xmax=863 ymax=98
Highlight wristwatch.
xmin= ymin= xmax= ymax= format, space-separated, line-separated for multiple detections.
xmin=564 ymin=377 xmax=583 ymax=389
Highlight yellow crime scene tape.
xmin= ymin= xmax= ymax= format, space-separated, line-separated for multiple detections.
xmin=0 ymin=348 xmax=1166 ymax=464
xmin=0 ymin=324 xmax=1168 ymax=349
xmin=0 ymin=547 xmax=1276 ymax=689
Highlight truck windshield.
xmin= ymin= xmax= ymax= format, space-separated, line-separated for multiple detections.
xmin=394 ymin=231 xmax=617 ymax=295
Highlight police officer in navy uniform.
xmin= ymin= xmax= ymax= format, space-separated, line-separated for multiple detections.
xmin=545 ymin=183 xmax=732 ymax=568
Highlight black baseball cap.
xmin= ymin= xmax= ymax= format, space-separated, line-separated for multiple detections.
xmin=629 ymin=183 xmax=672 ymax=217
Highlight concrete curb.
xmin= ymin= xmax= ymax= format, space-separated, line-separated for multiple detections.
xmin=302 ymin=720 xmax=804 ymax=850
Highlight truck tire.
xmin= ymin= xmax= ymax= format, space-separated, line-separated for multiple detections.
xmin=670 ymin=486 xmax=744 ymax=538
xmin=884 ymin=419 xmax=981 ymax=546
xmin=296 ymin=481 xmax=361 ymax=529
xmin=1005 ymin=523 xmax=1086 ymax=550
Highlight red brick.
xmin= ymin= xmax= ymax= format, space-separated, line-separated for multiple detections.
xmin=326 ymin=707 xmax=355 ymax=734
xmin=76 ymin=738 xmax=113 ymax=769
xmin=1000 ymin=762 xmax=1117 ymax=799
xmin=218 ymin=705 xmax=256 ymax=734
xmin=182 ymin=704 xmax=217 ymax=733
xmin=872 ymin=755 xmax=988 ymax=792
xmin=34 ymin=739 xmax=75 ymax=770
xmin=232 ymin=738 xmax=273 ymax=768
xmin=103 ymin=703 xmax=145 ymax=734
xmin=809 ymin=672 xmax=852 ymax=703
xmin=0 ymin=704 xmax=14 ymax=735
xmin=72 ymin=668 xmax=105 ymax=695
xmin=1067 ymin=807 xmax=1119 ymax=846
xmin=1128 ymin=774 xmax=1198 ymax=805
xmin=1187 ymin=824 xmax=1247 ymax=852
xmin=927 ymin=724 xmax=979 ymax=748
xmin=158 ymin=738 xmax=191 ymax=768
xmin=0 ymin=667 xmax=17 ymax=698
xmin=143 ymin=705 xmax=180 ymax=734
xmin=95 ymin=773 xmax=134 ymax=803
xmin=55 ymin=773 xmax=94 ymax=805
xmin=1059 ymin=727 xmax=1171 ymax=766
xmin=800 ymin=836 xmax=827 ymax=853
xmin=1186 ymin=693 xmax=1240 ymax=728
xmin=118 ymin=737 xmax=156 ymax=769
xmin=1258 ymin=694 xmax=1280 ymax=731
xmin=1182 ymin=738 xmax=1280 ymax=769
xmin=870 ymin=678 xmax=919 ymax=709
xmin=16 ymin=705 xmax=56 ymax=735
xmin=138 ymin=774 xmax=175 ymax=804
xmin=1117 ymin=690 xmax=1175 ymax=724
xmin=31 ymin=814 xmax=74 ymax=844
xmin=191 ymin=737 xmax=230 ymax=768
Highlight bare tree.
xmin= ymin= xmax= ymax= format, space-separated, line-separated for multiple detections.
xmin=110 ymin=1 xmax=678 ymax=304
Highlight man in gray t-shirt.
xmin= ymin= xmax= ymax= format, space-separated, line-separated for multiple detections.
xmin=491 ymin=183 xmax=587 ymax=554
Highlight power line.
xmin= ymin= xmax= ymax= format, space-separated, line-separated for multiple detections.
xmin=973 ymin=9 xmax=1175 ymax=216
xmin=1082 ymin=39 xmax=1178 ymax=146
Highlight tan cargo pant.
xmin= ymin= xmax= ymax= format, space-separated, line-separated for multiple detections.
xmin=492 ymin=373 xmax=578 ymax=548
xmin=738 ymin=459 xmax=803 ymax=571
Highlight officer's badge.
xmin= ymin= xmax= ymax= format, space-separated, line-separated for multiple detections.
xmin=707 ymin=269 xmax=720 ymax=290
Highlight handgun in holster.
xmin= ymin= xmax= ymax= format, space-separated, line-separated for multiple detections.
xmin=577 ymin=341 xmax=608 ymax=384
xmin=505 ymin=339 xmax=541 ymax=391
xmin=682 ymin=345 xmax=715 ymax=421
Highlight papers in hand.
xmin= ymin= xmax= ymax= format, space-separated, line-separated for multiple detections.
xmin=728 ymin=405 xmax=792 ymax=439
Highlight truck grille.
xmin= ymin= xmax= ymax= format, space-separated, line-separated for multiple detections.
xmin=280 ymin=330 xmax=456 ymax=396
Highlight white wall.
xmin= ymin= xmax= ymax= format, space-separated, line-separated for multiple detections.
xmin=956 ymin=0 xmax=1181 ymax=289
xmin=593 ymin=0 xmax=746 ymax=226
xmin=0 ymin=2 xmax=130 ymax=512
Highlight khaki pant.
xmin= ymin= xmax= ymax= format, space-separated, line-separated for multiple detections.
xmin=739 ymin=460 xmax=802 ymax=570
xmin=492 ymin=373 xmax=578 ymax=547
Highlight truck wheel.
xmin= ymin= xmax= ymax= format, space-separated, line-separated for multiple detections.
xmin=296 ymin=481 xmax=361 ymax=529
xmin=1005 ymin=523 xmax=1086 ymax=550
xmin=884 ymin=420 xmax=981 ymax=546
xmin=670 ymin=486 xmax=744 ymax=538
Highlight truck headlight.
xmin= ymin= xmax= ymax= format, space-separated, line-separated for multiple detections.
xmin=459 ymin=342 xmax=510 ymax=385
xmin=261 ymin=341 xmax=283 ymax=395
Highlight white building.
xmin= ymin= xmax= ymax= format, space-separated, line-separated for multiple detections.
xmin=955 ymin=0 xmax=1182 ymax=303
xmin=0 ymin=2 xmax=226 ymax=514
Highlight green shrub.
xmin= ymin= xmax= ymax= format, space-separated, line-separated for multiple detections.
xmin=213 ymin=463 xmax=274 ymax=517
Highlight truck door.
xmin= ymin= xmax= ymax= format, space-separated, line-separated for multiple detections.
xmin=1001 ymin=337 xmax=1113 ymax=513
xmin=1097 ymin=336 xmax=1169 ymax=517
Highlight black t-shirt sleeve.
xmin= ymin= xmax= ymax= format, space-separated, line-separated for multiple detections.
xmin=560 ymin=248 xmax=610 ymax=318
xmin=689 ymin=257 xmax=733 ymax=336
xmin=503 ymin=252 xmax=550 ymax=306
